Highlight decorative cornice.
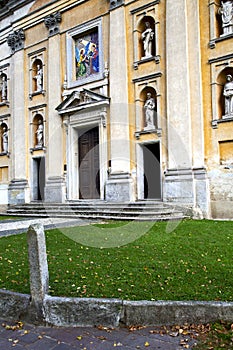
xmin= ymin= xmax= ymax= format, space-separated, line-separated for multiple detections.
xmin=44 ymin=12 xmax=62 ymax=37
xmin=135 ymin=128 xmax=162 ymax=139
xmin=209 ymin=32 xmax=233 ymax=49
xmin=208 ymin=52 xmax=233 ymax=64
xmin=130 ymin=0 xmax=160 ymax=14
xmin=29 ymin=103 xmax=47 ymax=111
xmin=0 ymin=0 xmax=32 ymax=21
xmin=7 ymin=29 xmax=25 ymax=53
xmin=211 ymin=116 xmax=233 ymax=128
xmin=133 ymin=56 xmax=160 ymax=70
xmin=132 ymin=72 xmax=162 ymax=83
xmin=109 ymin=0 xmax=124 ymax=11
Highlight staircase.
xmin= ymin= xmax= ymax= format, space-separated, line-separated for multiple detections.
xmin=5 ymin=201 xmax=190 ymax=221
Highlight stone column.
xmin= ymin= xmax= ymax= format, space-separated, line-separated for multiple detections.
xmin=105 ymin=2 xmax=134 ymax=201
xmin=44 ymin=25 xmax=66 ymax=203
xmin=26 ymin=224 xmax=49 ymax=323
xmin=8 ymin=31 xmax=29 ymax=204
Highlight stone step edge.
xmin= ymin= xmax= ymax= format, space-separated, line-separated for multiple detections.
xmin=1 ymin=213 xmax=187 ymax=221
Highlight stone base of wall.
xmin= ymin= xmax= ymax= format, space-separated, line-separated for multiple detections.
xmin=209 ymin=169 xmax=233 ymax=219
xmin=211 ymin=201 xmax=233 ymax=219
xmin=44 ymin=176 xmax=66 ymax=203
xmin=0 ymin=184 xmax=8 ymax=205
xmin=164 ymin=168 xmax=210 ymax=218
xmin=8 ymin=179 xmax=30 ymax=205
xmin=105 ymin=172 xmax=134 ymax=202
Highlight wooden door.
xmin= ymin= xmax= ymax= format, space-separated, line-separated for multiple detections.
xmin=79 ymin=127 xmax=100 ymax=199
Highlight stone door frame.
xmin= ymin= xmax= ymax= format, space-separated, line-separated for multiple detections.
xmin=67 ymin=111 xmax=107 ymax=201
xmin=136 ymin=140 xmax=162 ymax=200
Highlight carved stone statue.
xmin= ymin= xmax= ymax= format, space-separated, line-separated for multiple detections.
xmin=34 ymin=65 xmax=43 ymax=92
xmin=223 ymin=74 xmax=233 ymax=116
xmin=2 ymin=126 xmax=8 ymax=153
xmin=141 ymin=22 xmax=154 ymax=59
xmin=1 ymin=75 xmax=7 ymax=102
xmin=144 ymin=92 xmax=156 ymax=130
xmin=36 ymin=120 xmax=44 ymax=147
xmin=219 ymin=1 xmax=233 ymax=36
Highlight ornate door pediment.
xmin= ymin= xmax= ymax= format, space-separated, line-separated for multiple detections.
xmin=56 ymin=88 xmax=109 ymax=115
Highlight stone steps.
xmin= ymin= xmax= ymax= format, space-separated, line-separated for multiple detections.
xmin=6 ymin=201 xmax=189 ymax=221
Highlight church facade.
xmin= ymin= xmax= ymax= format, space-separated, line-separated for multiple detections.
xmin=0 ymin=0 xmax=232 ymax=219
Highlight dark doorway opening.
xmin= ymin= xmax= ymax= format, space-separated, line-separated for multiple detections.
xmin=78 ymin=126 xmax=100 ymax=199
xmin=33 ymin=157 xmax=45 ymax=201
xmin=143 ymin=143 xmax=161 ymax=199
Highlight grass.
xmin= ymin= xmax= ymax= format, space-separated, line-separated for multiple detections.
xmin=194 ymin=321 xmax=233 ymax=349
xmin=0 ymin=215 xmax=24 ymax=221
xmin=153 ymin=322 xmax=233 ymax=349
xmin=0 ymin=219 xmax=233 ymax=301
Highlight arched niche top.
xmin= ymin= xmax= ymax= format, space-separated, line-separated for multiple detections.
xmin=217 ymin=66 xmax=233 ymax=85
xmin=138 ymin=15 xmax=155 ymax=32
xmin=140 ymin=86 xmax=157 ymax=103
xmin=0 ymin=122 xmax=8 ymax=129
xmin=33 ymin=113 xmax=43 ymax=123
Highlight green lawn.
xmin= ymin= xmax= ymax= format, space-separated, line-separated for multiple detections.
xmin=0 ymin=216 xmax=23 ymax=221
xmin=0 ymin=219 xmax=233 ymax=301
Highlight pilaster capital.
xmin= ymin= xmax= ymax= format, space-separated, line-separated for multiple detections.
xmin=109 ymin=0 xmax=124 ymax=10
xmin=7 ymin=29 xmax=25 ymax=53
xmin=44 ymin=12 xmax=62 ymax=37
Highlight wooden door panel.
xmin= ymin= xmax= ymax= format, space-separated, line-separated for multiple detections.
xmin=79 ymin=127 xmax=100 ymax=199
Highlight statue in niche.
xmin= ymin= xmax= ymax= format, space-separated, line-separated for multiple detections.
xmin=219 ymin=1 xmax=233 ymax=36
xmin=2 ymin=126 xmax=8 ymax=153
xmin=141 ymin=22 xmax=154 ymax=59
xmin=33 ymin=65 xmax=43 ymax=92
xmin=144 ymin=92 xmax=156 ymax=130
xmin=35 ymin=120 xmax=44 ymax=147
xmin=1 ymin=75 xmax=7 ymax=102
xmin=223 ymin=74 xmax=233 ymax=116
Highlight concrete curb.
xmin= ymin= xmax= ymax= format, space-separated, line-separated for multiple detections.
xmin=0 ymin=289 xmax=30 ymax=319
xmin=122 ymin=300 xmax=233 ymax=326
xmin=1 ymin=289 xmax=233 ymax=327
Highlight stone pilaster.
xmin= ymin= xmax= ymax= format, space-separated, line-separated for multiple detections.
xmin=105 ymin=3 xmax=134 ymax=201
xmin=8 ymin=37 xmax=29 ymax=204
xmin=164 ymin=0 xmax=209 ymax=216
xmin=44 ymin=30 xmax=65 ymax=203
xmin=166 ymin=0 xmax=192 ymax=170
